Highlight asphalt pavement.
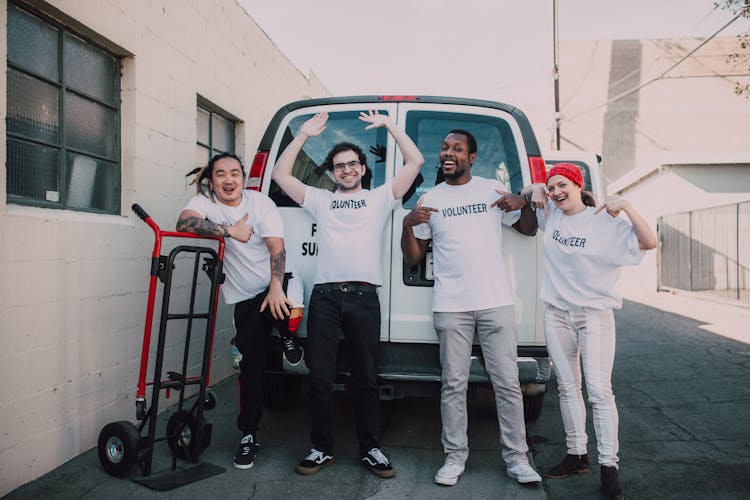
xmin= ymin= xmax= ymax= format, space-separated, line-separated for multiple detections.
xmin=5 ymin=291 xmax=750 ymax=499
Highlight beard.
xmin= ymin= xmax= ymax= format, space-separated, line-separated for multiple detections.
xmin=441 ymin=162 xmax=469 ymax=180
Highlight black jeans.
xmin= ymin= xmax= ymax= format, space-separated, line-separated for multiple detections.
xmin=233 ymin=289 xmax=273 ymax=436
xmin=307 ymin=284 xmax=381 ymax=455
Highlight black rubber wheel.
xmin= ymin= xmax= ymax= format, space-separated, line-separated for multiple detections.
xmin=523 ymin=392 xmax=545 ymax=422
xmin=97 ymin=421 xmax=140 ymax=477
xmin=203 ymin=390 xmax=217 ymax=411
xmin=166 ymin=410 xmax=202 ymax=460
xmin=263 ymin=373 xmax=301 ymax=410
xmin=135 ymin=400 xmax=147 ymax=421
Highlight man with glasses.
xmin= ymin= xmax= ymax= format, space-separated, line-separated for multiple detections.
xmin=272 ymin=110 xmax=424 ymax=478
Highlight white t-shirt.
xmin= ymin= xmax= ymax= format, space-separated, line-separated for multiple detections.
xmin=302 ymin=184 xmax=397 ymax=285
xmin=184 ymin=190 xmax=284 ymax=304
xmin=537 ymin=204 xmax=645 ymax=310
xmin=413 ymin=177 xmax=521 ymax=312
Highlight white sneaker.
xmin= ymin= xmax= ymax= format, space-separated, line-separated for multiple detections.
xmin=506 ymin=463 xmax=542 ymax=484
xmin=434 ymin=460 xmax=465 ymax=486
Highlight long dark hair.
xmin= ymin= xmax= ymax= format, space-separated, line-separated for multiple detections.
xmin=581 ymin=190 xmax=597 ymax=207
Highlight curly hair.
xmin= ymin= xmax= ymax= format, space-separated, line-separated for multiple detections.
xmin=323 ymin=142 xmax=367 ymax=171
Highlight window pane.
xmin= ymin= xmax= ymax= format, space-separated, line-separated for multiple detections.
xmin=197 ymin=106 xmax=210 ymax=145
xmin=402 ymin=111 xmax=522 ymax=208
xmin=65 ymin=92 xmax=117 ymax=159
xmin=64 ymin=33 xmax=117 ymax=104
xmin=7 ymin=138 xmax=59 ymax=201
xmin=7 ymin=68 xmax=59 ymax=144
xmin=65 ymin=153 xmax=118 ymax=212
xmin=196 ymin=144 xmax=210 ymax=168
xmin=7 ymin=4 xmax=59 ymax=81
xmin=211 ymin=113 xmax=234 ymax=153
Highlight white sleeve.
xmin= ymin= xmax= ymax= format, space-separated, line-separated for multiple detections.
xmin=255 ymin=195 xmax=284 ymax=238
xmin=501 ymin=209 xmax=521 ymax=227
xmin=610 ymin=218 xmax=646 ymax=267
xmin=412 ymin=222 xmax=431 ymax=240
xmin=183 ymin=195 xmax=210 ymax=218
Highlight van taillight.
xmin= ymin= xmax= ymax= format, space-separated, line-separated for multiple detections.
xmin=246 ymin=151 xmax=269 ymax=191
xmin=529 ymin=156 xmax=547 ymax=183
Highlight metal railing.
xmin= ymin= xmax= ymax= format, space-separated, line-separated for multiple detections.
xmin=658 ymin=201 xmax=750 ymax=304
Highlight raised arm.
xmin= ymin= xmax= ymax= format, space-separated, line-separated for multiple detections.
xmin=271 ymin=112 xmax=328 ymax=206
xmin=259 ymin=237 xmax=293 ymax=319
xmin=176 ymin=209 xmax=252 ymax=242
xmin=358 ymin=110 xmax=425 ymax=200
xmin=596 ymin=197 xmax=657 ymax=250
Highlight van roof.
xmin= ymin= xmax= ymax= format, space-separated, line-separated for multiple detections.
xmin=258 ymin=95 xmax=541 ymax=156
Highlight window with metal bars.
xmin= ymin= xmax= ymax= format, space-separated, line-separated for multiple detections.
xmin=6 ymin=2 xmax=121 ymax=214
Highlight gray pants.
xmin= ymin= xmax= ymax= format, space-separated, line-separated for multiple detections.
xmin=434 ymin=306 xmax=530 ymax=467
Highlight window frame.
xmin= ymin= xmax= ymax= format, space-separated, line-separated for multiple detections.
xmin=6 ymin=1 xmax=122 ymax=214
xmin=196 ymin=96 xmax=238 ymax=165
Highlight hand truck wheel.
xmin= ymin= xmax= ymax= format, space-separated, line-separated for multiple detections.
xmin=203 ymin=390 xmax=217 ymax=411
xmin=97 ymin=421 xmax=141 ymax=477
xmin=166 ymin=410 xmax=204 ymax=459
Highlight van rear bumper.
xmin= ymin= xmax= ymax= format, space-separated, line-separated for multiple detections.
xmin=276 ymin=340 xmax=551 ymax=399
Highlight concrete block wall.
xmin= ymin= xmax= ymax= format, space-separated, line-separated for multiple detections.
xmin=0 ymin=0 xmax=329 ymax=495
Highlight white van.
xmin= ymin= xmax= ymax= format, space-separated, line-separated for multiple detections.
xmin=247 ymin=96 xmax=603 ymax=421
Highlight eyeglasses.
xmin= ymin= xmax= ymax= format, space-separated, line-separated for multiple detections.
xmin=332 ymin=160 xmax=362 ymax=171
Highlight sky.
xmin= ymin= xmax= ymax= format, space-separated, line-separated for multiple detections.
xmin=237 ymin=0 xmax=748 ymax=140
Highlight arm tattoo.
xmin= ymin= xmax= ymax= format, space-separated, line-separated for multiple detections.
xmin=177 ymin=216 xmax=227 ymax=237
xmin=270 ymin=248 xmax=286 ymax=283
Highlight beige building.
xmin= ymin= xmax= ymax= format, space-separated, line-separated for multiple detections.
xmin=0 ymin=0 xmax=327 ymax=494
xmin=557 ymin=36 xmax=750 ymax=295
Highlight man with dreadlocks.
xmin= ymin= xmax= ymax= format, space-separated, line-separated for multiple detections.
xmin=177 ymin=152 xmax=292 ymax=471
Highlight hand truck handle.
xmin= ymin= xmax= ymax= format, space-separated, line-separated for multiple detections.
xmin=132 ymin=203 xmax=150 ymax=221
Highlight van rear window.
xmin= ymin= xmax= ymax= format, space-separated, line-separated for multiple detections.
xmin=269 ymin=110 xmax=389 ymax=207
xmin=401 ymin=111 xmax=522 ymax=208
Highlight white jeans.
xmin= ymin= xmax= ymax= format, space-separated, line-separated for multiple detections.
xmin=434 ymin=306 xmax=529 ymax=468
xmin=545 ymin=304 xmax=620 ymax=468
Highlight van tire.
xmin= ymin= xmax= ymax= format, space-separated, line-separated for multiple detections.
xmin=263 ymin=373 xmax=301 ymax=410
xmin=523 ymin=392 xmax=545 ymax=422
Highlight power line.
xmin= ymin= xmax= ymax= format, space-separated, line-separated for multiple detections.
xmin=563 ymin=5 xmax=750 ymax=123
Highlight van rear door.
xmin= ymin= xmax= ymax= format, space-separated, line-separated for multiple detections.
xmin=389 ymin=102 xmax=542 ymax=346
xmin=262 ymin=103 xmax=399 ymax=341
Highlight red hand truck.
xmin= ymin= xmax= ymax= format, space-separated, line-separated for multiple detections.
xmin=97 ymin=204 xmax=226 ymax=488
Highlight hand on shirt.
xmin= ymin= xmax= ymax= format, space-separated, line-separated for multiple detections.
xmin=490 ymin=190 xmax=526 ymax=211
xmin=595 ymin=196 xmax=629 ymax=218
xmin=227 ymin=213 xmax=253 ymax=242
xmin=403 ymin=198 xmax=438 ymax=227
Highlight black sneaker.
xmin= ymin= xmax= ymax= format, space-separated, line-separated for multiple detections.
xmin=600 ymin=465 xmax=625 ymax=500
xmin=232 ymin=433 xmax=257 ymax=470
xmin=281 ymin=336 xmax=303 ymax=365
xmin=544 ymin=453 xmax=590 ymax=478
xmin=361 ymin=448 xmax=396 ymax=478
xmin=295 ymin=448 xmax=334 ymax=475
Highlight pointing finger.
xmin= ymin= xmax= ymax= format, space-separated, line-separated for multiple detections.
xmin=594 ymin=203 xmax=607 ymax=215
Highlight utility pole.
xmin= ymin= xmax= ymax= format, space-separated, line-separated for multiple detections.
xmin=553 ymin=0 xmax=561 ymax=150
